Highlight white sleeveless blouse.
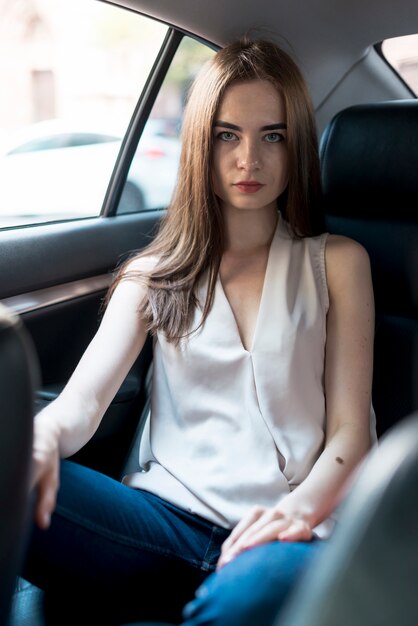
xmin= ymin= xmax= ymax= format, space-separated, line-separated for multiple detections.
xmin=124 ymin=217 xmax=335 ymax=537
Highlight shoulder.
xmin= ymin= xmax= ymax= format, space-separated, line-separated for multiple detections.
xmin=325 ymin=234 xmax=369 ymax=260
xmin=325 ymin=235 xmax=372 ymax=298
xmin=119 ymin=254 xmax=160 ymax=288
xmin=107 ymin=254 xmax=159 ymax=312
xmin=123 ymin=254 xmax=159 ymax=275
xmin=325 ymin=234 xmax=371 ymax=275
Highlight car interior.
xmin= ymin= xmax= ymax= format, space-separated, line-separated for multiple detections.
xmin=0 ymin=0 xmax=417 ymax=624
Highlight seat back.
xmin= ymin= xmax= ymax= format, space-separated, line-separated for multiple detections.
xmin=319 ymin=100 xmax=418 ymax=436
xmin=0 ymin=304 xmax=38 ymax=626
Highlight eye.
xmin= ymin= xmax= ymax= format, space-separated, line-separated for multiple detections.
xmin=217 ymin=131 xmax=238 ymax=142
xmin=263 ymin=132 xmax=284 ymax=143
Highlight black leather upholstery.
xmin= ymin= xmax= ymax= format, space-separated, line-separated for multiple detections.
xmin=320 ymin=100 xmax=418 ymax=436
xmin=277 ymin=411 xmax=418 ymax=626
xmin=0 ymin=304 xmax=38 ymax=626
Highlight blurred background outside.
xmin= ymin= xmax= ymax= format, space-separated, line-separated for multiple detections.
xmin=0 ymin=0 xmax=213 ymax=226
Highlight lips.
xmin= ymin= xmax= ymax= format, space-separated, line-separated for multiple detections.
xmin=234 ymin=181 xmax=264 ymax=193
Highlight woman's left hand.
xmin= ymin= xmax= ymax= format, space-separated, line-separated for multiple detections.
xmin=217 ymin=504 xmax=313 ymax=570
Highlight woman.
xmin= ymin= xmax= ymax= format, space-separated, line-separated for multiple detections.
xmin=24 ymin=39 xmax=375 ymax=626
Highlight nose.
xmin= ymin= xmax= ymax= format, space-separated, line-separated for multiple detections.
xmin=237 ymin=140 xmax=261 ymax=171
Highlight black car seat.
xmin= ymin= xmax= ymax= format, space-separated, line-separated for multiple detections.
xmin=319 ymin=100 xmax=418 ymax=436
xmin=272 ymin=99 xmax=418 ymax=626
xmin=0 ymin=304 xmax=38 ymax=626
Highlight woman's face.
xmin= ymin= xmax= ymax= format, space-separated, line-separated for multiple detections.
xmin=212 ymin=79 xmax=288 ymax=215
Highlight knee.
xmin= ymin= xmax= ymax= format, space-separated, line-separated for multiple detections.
xmin=182 ymin=552 xmax=284 ymax=626
xmin=183 ymin=577 xmax=266 ymax=626
xmin=182 ymin=542 xmax=321 ymax=626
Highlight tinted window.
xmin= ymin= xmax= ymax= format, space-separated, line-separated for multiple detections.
xmin=117 ymin=37 xmax=215 ymax=215
xmin=0 ymin=0 xmax=167 ymax=228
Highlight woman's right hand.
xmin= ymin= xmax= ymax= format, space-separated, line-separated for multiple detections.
xmin=27 ymin=270 xmax=151 ymax=530
xmin=31 ymin=415 xmax=61 ymax=529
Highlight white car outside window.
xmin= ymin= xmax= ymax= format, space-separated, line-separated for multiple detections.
xmin=0 ymin=119 xmax=181 ymax=225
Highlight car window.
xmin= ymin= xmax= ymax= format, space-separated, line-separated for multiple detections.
xmin=116 ymin=37 xmax=216 ymax=215
xmin=381 ymin=34 xmax=418 ymax=94
xmin=0 ymin=0 xmax=167 ymax=228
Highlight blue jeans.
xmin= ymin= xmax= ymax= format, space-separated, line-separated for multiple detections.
xmin=23 ymin=460 xmax=323 ymax=625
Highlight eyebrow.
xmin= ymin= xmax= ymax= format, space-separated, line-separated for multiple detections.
xmin=213 ymin=120 xmax=287 ymax=131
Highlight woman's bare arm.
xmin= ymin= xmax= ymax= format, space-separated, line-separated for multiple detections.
xmin=218 ymin=235 xmax=375 ymax=565
xmin=32 ymin=258 xmax=151 ymax=528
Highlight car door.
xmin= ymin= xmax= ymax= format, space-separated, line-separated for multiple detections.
xmin=0 ymin=0 xmax=215 ymax=479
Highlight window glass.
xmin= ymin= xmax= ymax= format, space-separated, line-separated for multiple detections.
xmin=0 ymin=0 xmax=167 ymax=228
xmin=381 ymin=34 xmax=418 ymax=95
xmin=117 ymin=37 xmax=216 ymax=214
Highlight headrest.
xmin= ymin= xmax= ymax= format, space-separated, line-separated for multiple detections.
xmin=320 ymin=100 xmax=418 ymax=221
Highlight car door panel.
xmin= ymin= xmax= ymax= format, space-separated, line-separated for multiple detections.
xmin=0 ymin=213 xmax=162 ymax=297
xmin=0 ymin=211 xmax=161 ymax=477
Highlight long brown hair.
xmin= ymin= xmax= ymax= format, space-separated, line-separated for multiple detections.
xmin=107 ymin=38 xmax=322 ymax=343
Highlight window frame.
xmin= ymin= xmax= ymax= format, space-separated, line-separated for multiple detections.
xmin=101 ymin=27 xmax=184 ymax=217
xmin=102 ymin=25 xmax=219 ymax=218
xmin=375 ymin=41 xmax=417 ymax=98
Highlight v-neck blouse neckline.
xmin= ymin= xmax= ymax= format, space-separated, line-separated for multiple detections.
xmin=125 ymin=217 xmax=336 ymax=537
xmin=217 ymin=217 xmax=279 ymax=354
